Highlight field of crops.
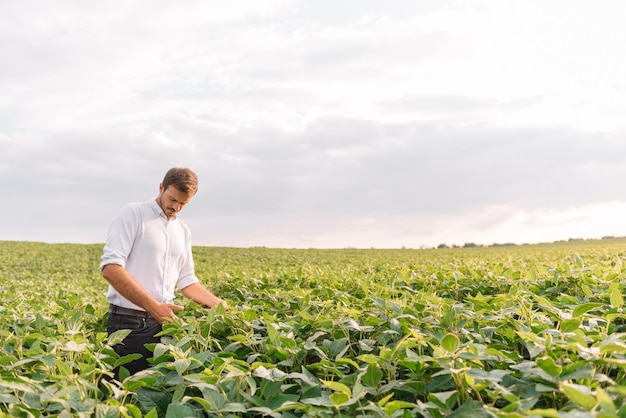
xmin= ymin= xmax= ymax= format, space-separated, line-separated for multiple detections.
xmin=2 ymin=239 xmax=626 ymax=417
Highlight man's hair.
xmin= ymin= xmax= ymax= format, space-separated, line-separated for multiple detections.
xmin=162 ymin=167 xmax=199 ymax=195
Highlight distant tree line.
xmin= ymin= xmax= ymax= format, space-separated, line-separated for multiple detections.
xmin=435 ymin=235 xmax=624 ymax=249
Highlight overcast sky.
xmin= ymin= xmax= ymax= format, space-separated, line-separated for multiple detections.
xmin=2 ymin=0 xmax=626 ymax=248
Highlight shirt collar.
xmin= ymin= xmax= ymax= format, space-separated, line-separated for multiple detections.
xmin=149 ymin=198 xmax=176 ymax=220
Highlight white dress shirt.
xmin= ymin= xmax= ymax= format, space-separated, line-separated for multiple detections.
xmin=100 ymin=199 xmax=199 ymax=310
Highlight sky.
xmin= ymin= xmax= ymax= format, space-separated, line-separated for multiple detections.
xmin=2 ymin=0 xmax=626 ymax=249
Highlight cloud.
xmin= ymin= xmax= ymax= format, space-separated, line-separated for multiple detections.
xmin=2 ymin=1 xmax=626 ymax=247
xmin=6 ymin=109 xmax=625 ymax=246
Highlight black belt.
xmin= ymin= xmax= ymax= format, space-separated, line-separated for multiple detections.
xmin=109 ymin=304 xmax=150 ymax=318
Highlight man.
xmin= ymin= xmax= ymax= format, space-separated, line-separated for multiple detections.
xmin=100 ymin=167 xmax=224 ymax=377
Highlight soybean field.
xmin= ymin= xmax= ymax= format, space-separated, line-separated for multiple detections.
xmin=2 ymin=239 xmax=626 ymax=417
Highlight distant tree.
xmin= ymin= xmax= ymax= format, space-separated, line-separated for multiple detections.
xmin=463 ymin=242 xmax=478 ymax=248
xmin=437 ymin=243 xmax=449 ymax=249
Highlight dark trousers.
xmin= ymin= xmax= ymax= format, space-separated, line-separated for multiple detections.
xmin=107 ymin=306 xmax=162 ymax=378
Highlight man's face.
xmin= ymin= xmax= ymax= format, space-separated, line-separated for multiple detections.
xmin=157 ymin=184 xmax=193 ymax=219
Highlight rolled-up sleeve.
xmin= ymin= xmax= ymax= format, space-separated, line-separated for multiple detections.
xmin=100 ymin=204 xmax=140 ymax=271
xmin=176 ymin=230 xmax=199 ymax=290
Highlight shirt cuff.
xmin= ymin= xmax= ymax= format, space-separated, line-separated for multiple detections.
xmin=177 ymin=275 xmax=200 ymax=290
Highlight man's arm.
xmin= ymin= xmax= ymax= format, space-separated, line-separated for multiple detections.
xmin=181 ymin=282 xmax=226 ymax=309
xmin=102 ymin=264 xmax=183 ymax=323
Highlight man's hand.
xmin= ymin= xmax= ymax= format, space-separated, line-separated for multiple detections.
xmin=148 ymin=303 xmax=184 ymax=324
xmin=102 ymin=264 xmax=185 ymax=323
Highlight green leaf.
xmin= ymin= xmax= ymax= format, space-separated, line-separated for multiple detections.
xmin=266 ymin=322 xmax=279 ymax=346
xmin=54 ymin=359 xmax=73 ymax=376
xmin=259 ymin=380 xmax=282 ymax=399
xmin=267 ymin=394 xmax=299 ymax=410
xmin=357 ymin=354 xmax=381 ymax=364
xmin=247 ymin=406 xmax=277 ymax=416
xmin=329 ymin=392 xmax=349 ymax=405
xmin=119 ymin=366 xmax=131 ymax=382
xmin=442 ymin=307 xmax=456 ymax=327
xmin=184 ymin=397 xmax=212 ymax=412
xmin=466 ymin=368 xmax=509 ymax=383
xmin=335 ymin=357 xmax=360 ymax=370
xmin=428 ymin=391 xmax=458 ymax=409
xmin=449 ymin=400 xmax=494 ymax=417
xmin=537 ymin=357 xmax=562 ymax=377
xmin=377 ymin=393 xmax=394 ymax=407
xmin=6 ymin=358 xmax=38 ymax=370
xmin=441 ymin=334 xmax=460 ymax=353
xmin=526 ymin=409 xmax=559 ymax=418
xmin=61 ymin=341 xmax=88 ymax=352
xmin=144 ymin=408 xmax=159 ymax=418
xmin=596 ymin=388 xmax=616 ymax=415
xmin=324 ymin=338 xmax=348 ymax=358
xmin=0 ymin=395 xmax=18 ymax=403
xmin=581 ymin=283 xmax=593 ymax=296
xmin=572 ymin=303 xmax=603 ymax=318
xmin=574 ymin=253 xmax=584 ymax=269
xmin=121 ymin=404 xmax=143 ymax=418
xmin=136 ymin=388 xmax=170 ymax=416
xmin=300 ymin=396 xmax=335 ymax=407
xmin=611 ymin=288 xmax=624 ymax=309
xmin=173 ymin=358 xmax=191 ymax=375
xmin=107 ymin=329 xmax=132 ymax=346
xmin=220 ymin=403 xmax=248 ymax=413
xmin=0 ymin=355 xmax=19 ymax=366
xmin=172 ymin=384 xmax=186 ymax=404
xmin=362 ymin=363 xmax=382 ymax=387
xmin=254 ymin=365 xmax=287 ymax=381
xmin=69 ymin=398 xmax=95 ymax=413
xmin=384 ymin=401 xmax=417 ymax=416
xmin=322 ymin=380 xmax=351 ymax=396
xmin=561 ymin=383 xmax=596 ymax=410
xmin=560 ymin=319 xmax=581 ymax=333
xmin=200 ymin=387 xmax=227 ymax=409
xmin=0 ymin=381 xmax=36 ymax=394
xmin=165 ymin=404 xmax=199 ymax=418
xmin=152 ymin=343 xmax=169 ymax=359
xmin=115 ymin=353 xmax=142 ymax=368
